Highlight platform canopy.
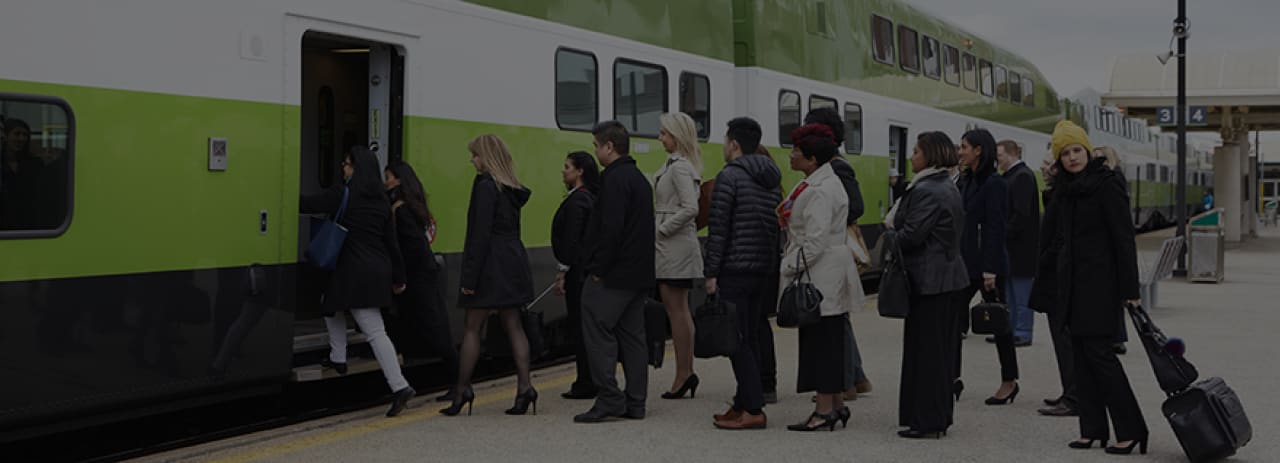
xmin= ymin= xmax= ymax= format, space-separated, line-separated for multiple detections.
xmin=1103 ymin=49 xmax=1280 ymax=131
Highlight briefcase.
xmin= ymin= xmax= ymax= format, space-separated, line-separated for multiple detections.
xmin=644 ymin=297 xmax=668 ymax=368
xmin=1162 ymin=377 xmax=1252 ymax=462
xmin=969 ymin=290 xmax=1010 ymax=336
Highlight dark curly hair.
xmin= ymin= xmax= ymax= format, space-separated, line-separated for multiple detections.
xmin=791 ymin=123 xmax=837 ymax=166
xmin=803 ymin=107 xmax=845 ymax=148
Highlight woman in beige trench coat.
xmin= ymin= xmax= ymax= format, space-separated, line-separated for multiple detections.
xmin=654 ymin=112 xmax=704 ymax=399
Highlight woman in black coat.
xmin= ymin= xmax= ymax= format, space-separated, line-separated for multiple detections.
xmin=955 ymin=129 xmax=1019 ymax=406
xmin=300 ymin=147 xmax=414 ymax=417
xmin=553 ymin=151 xmax=601 ymax=400
xmin=889 ymin=131 xmax=969 ymax=438
xmin=1048 ymin=122 xmax=1147 ymax=454
xmin=441 ymin=134 xmax=537 ymax=417
xmin=384 ymin=161 xmax=461 ymax=402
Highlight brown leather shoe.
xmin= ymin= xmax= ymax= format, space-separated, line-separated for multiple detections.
xmin=855 ymin=379 xmax=873 ymax=394
xmin=714 ymin=406 xmax=742 ymax=422
xmin=714 ymin=411 xmax=766 ymax=430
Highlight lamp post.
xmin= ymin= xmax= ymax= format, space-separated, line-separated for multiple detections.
xmin=1173 ymin=0 xmax=1190 ymax=277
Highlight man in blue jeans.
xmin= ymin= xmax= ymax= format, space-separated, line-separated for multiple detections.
xmin=995 ymin=140 xmax=1038 ymax=346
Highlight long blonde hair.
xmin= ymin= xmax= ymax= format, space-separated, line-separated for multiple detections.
xmin=1094 ymin=146 xmax=1122 ymax=170
xmin=468 ymin=134 xmax=523 ymax=190
xmin=660 ymin=112 xmax=703 ymax=176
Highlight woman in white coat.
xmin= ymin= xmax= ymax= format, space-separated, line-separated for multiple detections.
xmin=654 ymin=112 xmax=705 ymax=399
xmin=779 ymin=123 xmax=864 ymax=431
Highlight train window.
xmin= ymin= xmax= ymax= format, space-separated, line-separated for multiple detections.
xmin=614 ymin=58 xmax=668 ymax=137
xmin=555 ymin=48 xmax=598 ymax=131
xmin=1160 ymin=166 xmax=1170 ymax=182
xmin=1146 ymin=163 xmax=1156 ymax=181
xmin=1009 ymin=72 xmax=1023 ymax=104
xmin=810 ymin=95 xmax=837 ymax=111
xmin=943 ymin=44 xmax=960 ymax=85
xmin=779 ymin=90 xmax=801 ymax=147
xmin=995 ymin=66 xmax=1008 ymax=100
xmin=921 ymin=36 xmax=941 ymax=79
xmin=897 ymin=26 xmax=920 ymax=73
xmin=679 ymin=72 xmax=711 ymax=140
xmin=979 ymin=59 xmax=994 ymax=96
xmin=962 ymin=53 xmax=977 ymax=92
xmin=1022 ymin=78 xmax=1035 ymax=107
xmin=844 ymin=103 xmax=863 ymax=155
xmin=0 ymin=95 xmax=74 ymax=237
xmin=872 ymin=15 xmax=895 ymax=65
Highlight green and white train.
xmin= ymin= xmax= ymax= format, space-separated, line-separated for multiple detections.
xmin=0 ymin=0 xmax=1203 ymax=439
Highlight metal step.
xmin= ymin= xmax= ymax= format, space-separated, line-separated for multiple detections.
xmin=292 ymin=330 xmax=368 ymax=354
xmin=291 ymin=354 xmax=404 ymax=382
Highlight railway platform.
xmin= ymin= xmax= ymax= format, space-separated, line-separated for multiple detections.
xmin=135 ymin=228 xmax=1279 ymax=463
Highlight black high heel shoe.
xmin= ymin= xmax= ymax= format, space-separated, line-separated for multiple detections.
xmin=985 ymin=383 xmax=1020 ymax=406
xmin=505 ymin=387 xmax=539 ymax=415
xmin=1068 ymin=438 xmax=1108 ymax=449
xmin=439 ymin=387 xmax=475 ymax=416
xmin=953 ymin=380 xmax=964 ymax=401
xmin=661 ymin=374 xmax=700 ymax=399
xmin=1105 ymin=439 xmax=1148 ymax=455
xmin=436 ymin=388 xmax=456 ymax=403
xmin=786 ymin=412 xmax=839 ymax=432
xmin=836 ymin=406 xmax=851 ymax=428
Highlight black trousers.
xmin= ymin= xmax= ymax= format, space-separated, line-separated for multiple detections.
xmin=900 ymin=290 xmax=959 ymax=432
xmin=1048 ymin=307 xmax=1078 ymax=407
xmin=1073 ymin=335 xmax=1148 ymax=442
xmin=563 ymin=268 xmax=596 ymax=394
xmin=392 ymin=267 xmax=459 ymax=385
xmin=758 ymin=309 xmax=778 ymax=394
xmin=719 ymin=274 xmax=766 ymax=412
xmin=954 ymin=279 xmax=1019 ymax=382
xmin=581 ymin=278 xmax=648 ymax=414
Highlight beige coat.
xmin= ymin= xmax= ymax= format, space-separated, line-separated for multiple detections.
xmin=653 ymin=153 xmax=704 ymax=280
xmin=780 ymin=162 xmax=864 ymax=316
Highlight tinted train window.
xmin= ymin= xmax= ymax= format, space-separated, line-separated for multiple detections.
xmin=897 ymin=26 xmax=920 ymax=73
xmin=962 ymin=53 xmax=977 ymax=92
xmin=1022 ymin=79 xmax=1035 ymax=107
xmin=1161 ymin=166 xmax=1170 ymax=183
xmin=943 ymin=45 xmax=960 ymax=85
xmin=779 ymin=90 xmax=801 ymax=147
xmin=679 ymin=72 xmax=711 ymax=139
xmin=995 ymin=66 xmax=1008 ymax=100
xmin=0 ymin=95 xmax=74 ymax=236
xmin=556 ymin=48 xmax=598 ymax=131
xmin=810 ymin=95 xmax=836 ymax=111
xmin=921 ymin=36 xmax=941 ymax=79
xmin=1009 ymin=72 xmax=1023 ymax=104
xmin=844 ymin=103 xmax=863 ymax=155
xmin=979 ymin=59 xmax=994 ymax=96
xmin=872 ymin=15 xmax=895 ymax=65
xmin=614 ymin=59 xmax=668 ymax=137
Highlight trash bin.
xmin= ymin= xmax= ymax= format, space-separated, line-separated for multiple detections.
xmin=1188 ymin=208 xmax=1225 ymax=283
xmin=1265 ymin=200 xmax=1278 ymax=227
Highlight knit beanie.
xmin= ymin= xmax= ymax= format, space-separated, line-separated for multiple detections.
xmin=1051 ymin=120 xmax=1093 ymax=160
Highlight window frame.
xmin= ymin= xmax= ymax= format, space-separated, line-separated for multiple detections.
xmin=612 ymin=57 xmax=669 ymax=138
xmin=978 ymin=59 xmax=994 ymax=97
xmin=942 ymin=44 xmax=960 ymax=86
xmin=871 ymin=14 xmax=896 ymax=65
xmin=678 ymin=71 xmax=711 ymax=140
xmin=1008 ymin=71 xmax=1023 ymax=104
xmin=1022 ymin=78 xmax=1035 ymax=107
xmin=809 ymin=94 xmax=837 ymax=112
xmin=554 ymin=47 xmax=599 ymax=132
xmin=961 ymin=52 xmax=978 ymax=92
xmin=921 ymin=36 xmax=941 ymax=80
xmin=0 ymin=92 xmax=76 ymax=239
xmin=897 ymin=25 xmax=920 ymax=74
xmin=994 ymin=65 xmax=1008 ymax=100
xmin=778 ymin=89 xmax=802 ymax=147
xmin=844 ymin=103 xmax=863 ymax=155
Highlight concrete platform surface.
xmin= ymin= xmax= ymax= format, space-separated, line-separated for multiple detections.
xmin=138 ymin=228 xmax=1279 ymax=463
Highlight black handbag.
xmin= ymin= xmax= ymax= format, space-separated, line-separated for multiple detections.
xmin=970 ymin=288 xmax=1011 ymax=336
xmin=693 ymin=294 xmax=739 ymax=358
xmin=777 ymin=248 xmax=823 ymax=328
xmin=644 ymin=297 xmax=669 ymax=368
xmin=1127 ymin=302 xmax=1199 ymax=395
xmin=877 ymin=230 xmax=911 ymax=319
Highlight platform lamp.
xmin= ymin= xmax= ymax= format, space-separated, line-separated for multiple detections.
xmin=1155 ymin=1 xmax=1190 ymax=276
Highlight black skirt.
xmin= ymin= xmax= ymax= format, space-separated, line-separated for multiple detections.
xmin=796 ymin=315 xmax=848 ymax=394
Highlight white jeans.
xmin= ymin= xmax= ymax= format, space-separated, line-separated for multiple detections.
xmin=325 ymin=308 xmax=410 ymax=392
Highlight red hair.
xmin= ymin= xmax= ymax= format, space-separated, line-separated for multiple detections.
xmin=791 ymin=123 xmax=837 ymax=163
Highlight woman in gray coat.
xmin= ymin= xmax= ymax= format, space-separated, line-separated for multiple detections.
xmin=654 ymin=112 xmax=705 ymax=399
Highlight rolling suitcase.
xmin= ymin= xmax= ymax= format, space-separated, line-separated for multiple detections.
xmin=1126 ymin=304 xmax=1252 ymax=462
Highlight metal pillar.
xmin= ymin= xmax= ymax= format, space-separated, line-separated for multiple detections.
xmin=1174 ymin=0 xmax=1190 ymax=276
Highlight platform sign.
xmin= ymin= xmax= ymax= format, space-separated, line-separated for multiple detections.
xmin=1156 ymin=106 xmax=1210 ymax=127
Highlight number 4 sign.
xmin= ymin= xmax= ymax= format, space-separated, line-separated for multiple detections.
xmin=1156 ymin=106 xmax=1209 ymax=127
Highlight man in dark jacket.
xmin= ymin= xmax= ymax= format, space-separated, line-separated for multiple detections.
xmin=705 ymin=117 xmax=780 ymax=429
xmin=575 ymin=121 xmax=655 ymax=423
xmin=997 ymin=140 xmax=1038 ymax=347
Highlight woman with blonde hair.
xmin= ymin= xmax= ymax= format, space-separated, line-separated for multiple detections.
xmin=654 ymin=112 xmax=705 ymax=399
xmin=441 ymin=134 xmax=537 ymax=416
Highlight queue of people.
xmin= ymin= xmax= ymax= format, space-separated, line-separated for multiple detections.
xmin=301 ymin=113 xmax=1148 ymax=453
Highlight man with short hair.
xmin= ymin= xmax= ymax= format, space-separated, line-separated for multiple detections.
xmin=995 ymin=139 xmax=1038 ymax=347
xmin=575 ymin=121 xmax=655 ymax=423
xmin=705 ymin=117 xmax=781 ymax=429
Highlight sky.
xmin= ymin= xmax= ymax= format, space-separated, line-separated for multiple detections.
xmin=911 ymin=0 xmax=1280 ymax=152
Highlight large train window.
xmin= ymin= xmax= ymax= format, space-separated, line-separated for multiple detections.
xmin=614 ymin=58 xmax=668 ymax=137
xmin=1022 ymin=79 xmax=1035 ymax=107
xmin=872 ymin=15 xmax=895 ymax=65
xmin=962 ymin=53 xmax=977 ymax=92
xmin=979 ymin=59 xmax=994 ymax=96
xmin=921 ymin=36 xmax=941 ymax=80
xmin=1009 ymin=72 xmax=1023 ymax=104
xmin=844 ymin=103 xmax=863 ymax=155
xmin=995 ymin=66 xmax=1009 ymax=100
xmin=897 ymin=26 xmax=920 ymax=74
xmin=1146 ymin=163 xmax=1156 ymax=181
xmin=779 ymin=90 xmax=801 ymax=147
xmin=0 ymin=95 xmax=74 ymax=237
xmin=1161 ymin=166 xmax=1170 ymax=183
xmin=556 ymin=48 xmax=598 ymax=131
xmin=679 ymin=72 xmax=711 ymax=139
xmin=810 ymin=95 xmax=836 ymax=112
xmin=943 ymin=45 xmax=960 ymax=86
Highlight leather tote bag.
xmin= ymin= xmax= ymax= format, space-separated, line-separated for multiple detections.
xmin=693 ymin=294 xmax=739 ymax=358
xmin=777 ymin=248 xmax=823 ymax=328
xmin=877 ymin=230 xmax=911 ymax=319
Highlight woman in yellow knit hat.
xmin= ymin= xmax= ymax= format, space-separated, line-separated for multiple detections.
xmin=1036 ymin=120 xmax=1149 ymax=454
